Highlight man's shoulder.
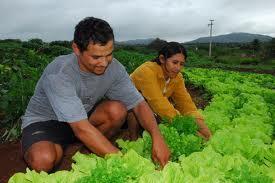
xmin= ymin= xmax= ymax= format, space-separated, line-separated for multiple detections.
xmin=109 ymin=58 xmax=124 ymax=69
xmin=48 ymin=53 xmax=75 ymax=68
xmin=44 ymin=53 xmax=77 ymax=76
xmin=106 ymin=58 xmax=127 ymax=77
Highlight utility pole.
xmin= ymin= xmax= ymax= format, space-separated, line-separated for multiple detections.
xmin=208 ymin=19 xmax=214 ymax=57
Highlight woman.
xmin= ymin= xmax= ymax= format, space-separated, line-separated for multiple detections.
xmin=128 ymin=42 xmax=211 ymax=140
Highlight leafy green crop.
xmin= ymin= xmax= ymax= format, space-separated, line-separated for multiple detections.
xmin=5 ymin=42 xmax=275 ymax=182
xmin=167 ymin=115 xmax=199 ymax=135
xmin=117 ymin=118 xmax=204 ymax=162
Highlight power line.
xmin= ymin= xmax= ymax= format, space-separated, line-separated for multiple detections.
xmin=208 ymin=19 xmax=214 ymax=57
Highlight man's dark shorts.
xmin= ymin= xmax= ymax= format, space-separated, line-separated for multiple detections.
xmin=21 ymin=100 xmax=128 ymax=155
xmin=21 ymin=100 xmax=102 ymax=155
xmin=21 ymin=120 xmax=78 ymax=155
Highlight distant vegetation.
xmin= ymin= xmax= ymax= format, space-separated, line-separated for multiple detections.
xmin=0 ymin=36 xmax=275 ymax=142
xmin=184 ymin=38 xmax=275 ymax=72
xmin=118 ymin=36 xmax=275 ymax=73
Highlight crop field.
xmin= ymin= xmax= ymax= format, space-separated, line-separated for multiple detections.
xmin=0 ymin=40 xmax=274 ymax=182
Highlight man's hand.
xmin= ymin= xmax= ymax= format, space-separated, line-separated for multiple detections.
xmin=151 ymin=133 xmax=171 ymax=168
xmin=196 ymin=118 xmax=212 ymax=140
xmin=132 ymin=101 xmax=171 ymax=167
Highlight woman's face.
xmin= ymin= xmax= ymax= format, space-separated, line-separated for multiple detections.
xmin=160 ymin=53 xmax=185 ymax=79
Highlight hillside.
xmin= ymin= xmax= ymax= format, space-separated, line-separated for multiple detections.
xmin=116 ymin=38 xmax=155 ymax=45
xmin=187 ymin=32 xmax=272 ymax=43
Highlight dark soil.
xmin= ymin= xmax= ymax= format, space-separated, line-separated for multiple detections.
xmin=0 ymin=85 xmax=210 ymax=183
xmin=216 ymin=67 xmax=275 ymax=76
xmin=186 ymin=84 xmax=211 ymax=109
xmin=234 ymin=68 xmax=275 ymax=76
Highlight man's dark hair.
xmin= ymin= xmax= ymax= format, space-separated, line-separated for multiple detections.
xmin=73 ymin=17 xmax=114 ymax=52
xmin=152 ymin=42 xmax=187 ymax=65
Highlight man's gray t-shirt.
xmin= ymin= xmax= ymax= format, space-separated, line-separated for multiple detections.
xmin=21 ymin=53 xmax=143 ymax=129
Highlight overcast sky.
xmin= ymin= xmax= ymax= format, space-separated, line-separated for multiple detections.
xmin=1 ymin=0 xmax=274 ymax=42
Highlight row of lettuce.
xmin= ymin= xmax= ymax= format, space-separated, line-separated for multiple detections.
xmin=8 ymin=68 xmax=275 ymax=182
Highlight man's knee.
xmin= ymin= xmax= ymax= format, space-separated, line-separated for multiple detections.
xmin=105 ymin=101 xmax=127 ymax=124
xmin=25 ymin=144 xmax=61 ymax=172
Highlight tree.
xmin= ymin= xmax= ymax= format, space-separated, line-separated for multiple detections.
xmin=28 ymin=38 xmax=43 ymax=45
xmin=22 ymin=38 xmax=44 ymax=50
xmin=266 ymin=38 xmax=275 ymax=58
xmin=147 ymin=38 xmax=167 ymax=51
xmin=251 ymin=39 xmax=260 ymax=55
xmin=49 ymin=40 xmax=72 ymax=48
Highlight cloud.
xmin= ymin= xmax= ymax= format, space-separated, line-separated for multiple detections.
xmin=0 ymin=0 xmax=274 ymax=42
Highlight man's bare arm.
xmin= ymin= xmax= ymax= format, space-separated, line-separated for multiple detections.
xmin=132 ymin=101 xmax=160 ymax=137
xmin=132 ymin=100 xmax=170 ymax=167
xmin=69 ymin=119 xmax=119 ymax=156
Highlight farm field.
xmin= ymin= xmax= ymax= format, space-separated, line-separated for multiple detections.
xmin=0 ymin=40 xmax=274 ymax=183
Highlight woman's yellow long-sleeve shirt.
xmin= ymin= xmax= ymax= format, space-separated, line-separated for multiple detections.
xmin=130 ymin=61 xmax=203 ymax=120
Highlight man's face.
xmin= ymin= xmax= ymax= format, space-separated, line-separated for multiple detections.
xmin=160 ymin=53 xmax=185 ymax=79
xmin=73 ymin=40 xmax=114 ymax=75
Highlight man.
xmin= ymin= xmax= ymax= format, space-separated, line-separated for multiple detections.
xmin=21 ymin=17 xmax=170 ymax=172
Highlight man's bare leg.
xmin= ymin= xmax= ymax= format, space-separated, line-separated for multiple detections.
xmin=88 ymin=100 xmax=127 ymax=139
xmin=24 ymin=141 xmax=63 ymax=172
xmin=24 ymin=100 xmax=127 ymax=172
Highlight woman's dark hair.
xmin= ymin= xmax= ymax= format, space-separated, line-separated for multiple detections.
xmin=73 ymin=17 xmax=114 ymax=52
xmin=152 ymin=42 xmax=187 ymax=65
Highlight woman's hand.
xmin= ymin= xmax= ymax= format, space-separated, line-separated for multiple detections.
xmin=197 ymin=126 xmax=212 ymax=140
xmin=196 ymin=118 xmax=212 ymax=140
